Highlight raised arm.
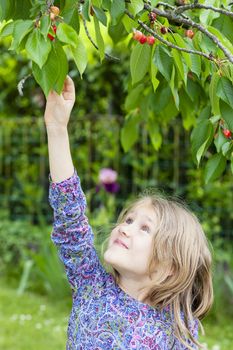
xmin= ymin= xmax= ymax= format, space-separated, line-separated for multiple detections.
xmin=44 ymin=77 xmax=107 ymax=294
xmin=44 ymin=75 xmax=75 ymax=183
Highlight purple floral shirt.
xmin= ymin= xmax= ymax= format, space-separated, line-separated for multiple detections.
xmin=48 ymin=169 xmax=198 ymax=350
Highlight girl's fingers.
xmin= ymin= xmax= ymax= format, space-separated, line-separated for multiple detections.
xmin=62 ymin=76 xmax=75 ymax=100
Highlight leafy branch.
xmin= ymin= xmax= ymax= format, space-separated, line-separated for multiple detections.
xmin=142 ymin=2 xmax=233 ymax=64
xmin=125 ymin=9 xmax=215 ymax=63
xmin=174 ymin=3 xmax=233 ymax=18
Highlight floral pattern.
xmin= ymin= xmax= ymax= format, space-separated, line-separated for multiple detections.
xmin=49 ymin=169 xmax=198 ymax=349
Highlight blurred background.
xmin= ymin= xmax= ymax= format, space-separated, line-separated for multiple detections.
xmin=0 ymin=31 xmax=232 ymax=349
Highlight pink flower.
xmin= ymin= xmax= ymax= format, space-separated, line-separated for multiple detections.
xmin=97 ymin=168 xmax=120 ymax=194
xmin=99 ymin=168 xmax=118 ymax=184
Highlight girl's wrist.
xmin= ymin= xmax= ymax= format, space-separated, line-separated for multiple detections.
xmin=46 ymin=124 xmax=68 ymax=136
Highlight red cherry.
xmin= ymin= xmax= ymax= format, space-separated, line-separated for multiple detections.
xmin=147 ymin=36 xmax=155 ymax=45
xmin=133 ymin=30 xmax=143 ymax=41
xmin=160 ymin=26 xmax=168 ymax=35
xmin=223 ymin=129 xmax=232 ymax=138
xmin=148 ymin=12 xmax=156 ymax=22
xmin=52 ymin=25 xmax=57 ymax=34
xmin=185 ymin=29 xmax=195 ymax=39
xmin=47 ymin=33 xmax=55 ymax=41
xmin=139 ymin=35 xmax=147 ymax=44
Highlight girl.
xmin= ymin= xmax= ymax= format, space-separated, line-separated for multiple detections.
xmin=44 ymin=76 xmax=213 ymax=350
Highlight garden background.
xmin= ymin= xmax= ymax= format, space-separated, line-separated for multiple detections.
xmin=0 ymin=2 xmax=233 ymax=349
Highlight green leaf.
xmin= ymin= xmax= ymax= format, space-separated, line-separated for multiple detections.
xmin=82 ymin=0 xmax=90 ymax=21
xmin=0 ymin=20 xmax=14 ymax=37
xmin=94 ymin=15 xmax=105 ymax=62
xmin=32 ymin=42 xmax=68 ymax=97
xmin=169 ymin=65 xmax=179 ymax=110
xmin=150 ymin=81 xmax=172 ymax=114
xmin=209 ymin=73 xmax=220 ymax=115
xmin=130 ymin=42 xmax=151 ymax=85
xmin=110 ymin=0 xmax=125 ymax=24
xmin=70 ymin=38 xmax=88 ymax=78
xmin=154 ymin=45 xmax=173 ymax=82
xmin=217 ymin=77 xmax=233 ymax=110
xmin=25 ymin=29 xmax=51 ymax=69
xmin=32 ymin=48 xmax=59 ymax=98
xmin=125 ymin=84 xmax=144 ymax=111
xmin=40 ymin=15 xmax=51 ymax=38
xmin=122 ymin=13 xmax=136 ymax=33
xmin=150 ymin=51 xmax=159 ymax=93
xmin=204 ymin=154 xmax=226 ymax=184
xmin=207 ymin=25 xmax=233 ymax=56
xmin=231 ymin=154 xmax=233 ymax=175
xmin=127 ymin=0 xmax=144 ymax=16
xmin=219 ymin=100 xmax=233 ymax=131
xmin=62 ymin=1 xmax=80 ymax=32
xmin=121 ymin=112 xmax=140 ymax=152
xmin=0 ymin=0 xmax=15 ymax=21
xmin=221 ymin=142 xmax=232 ymax=157
xmin=9 ymin=20 xmax=34 ymax=52
xmin=108 ymin=21 xmax=127 ymax=44
xmin=190 ymin=54 xmax=201 ymax=78
xmin=191 ymin=120 xmax=214 ymax=166
xmin=214 ymin=129 xmax=227 ymax=153
xmin=56 ymin=22 xmax=78 ymax=47
xmin=93 ymin=6 xmax=107 ymax=26
xmin=147 ymin=117 xmax=162 ymax=150
xmin=171 ymin=48 xmax=186 ymax=85
xmin=53 ymin=42 xmax=68 ymax=94
xmin=169 ymin=33 xmax=192 ymax=69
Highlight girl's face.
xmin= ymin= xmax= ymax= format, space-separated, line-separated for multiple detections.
xmin=104 ymin=201 xmax=157 ymax=279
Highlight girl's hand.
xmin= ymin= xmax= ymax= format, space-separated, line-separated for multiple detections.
xmin=44 ymin=75 xmax=76 ymax=128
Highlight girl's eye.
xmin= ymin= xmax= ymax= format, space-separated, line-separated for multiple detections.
xmin=141 ymin=225 xmax=150 ymax=233
xmin=125 ymin=217 xmax=133 ymax=224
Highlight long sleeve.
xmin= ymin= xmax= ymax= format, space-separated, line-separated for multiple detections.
xmin=48 ymin=168 xmax=107 ymax=295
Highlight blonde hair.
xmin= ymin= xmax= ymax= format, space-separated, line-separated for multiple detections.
xmin=103 ymin=191 xmax=213 ymax=349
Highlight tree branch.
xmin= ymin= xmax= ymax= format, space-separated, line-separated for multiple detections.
xmin=143 ymin=3 xmax=233 ymax=64
xmin=175 ymin=3 xmax=233 ymax=18
xmin=82 ymin=17 xmax=120 ymax=62
xmin=77 ymin=1 xmax=120 ymax=62
xmin=125 ymin=9 xmax=215 ymax=63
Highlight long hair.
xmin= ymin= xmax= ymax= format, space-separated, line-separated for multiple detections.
xmin=102 ymin=191 xmax=213 ymax=349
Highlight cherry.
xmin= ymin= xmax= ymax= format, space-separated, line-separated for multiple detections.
xmin=50 ymin=6 xmax=60 ymax=16
xmin=160 ymin=26 xmax=168 ymax=35
xmin=52 ymin=25 xmax=57 ymax=34
xmin=185 ymin=29 xmax=195 ymax=39
xmin=47 ymin=25 xmax=57 ymax=41
xmin=133 ymin=30 xmax=143 ymax=41
xmin=139 ymin=35 xmax=147 ymax=44
xmin=147 ymin=36 xmax=155 ymax=45
xmin=223 ymin=129 xmax=232 ymax=139
xmin=148 ymin=12 xmax=156 ymax=23
xmin=47 ymin=33 xmax=55 ymax=41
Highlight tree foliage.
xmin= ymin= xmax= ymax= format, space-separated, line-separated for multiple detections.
xmin=0 ymin=0 xmax=233 ymax=182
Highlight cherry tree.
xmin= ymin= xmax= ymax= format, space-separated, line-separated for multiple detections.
xmin=0 ymin=0 xmax=233 ymax=182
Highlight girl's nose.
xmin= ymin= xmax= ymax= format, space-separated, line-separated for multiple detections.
xmin=119 ymin=225 xmax=129 ymax=236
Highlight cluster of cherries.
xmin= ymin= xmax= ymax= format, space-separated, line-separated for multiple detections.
xmin=47 ymin=6 xmax=60 ymax=41
xmin=133 ymin=12 xmax=195 ymax=46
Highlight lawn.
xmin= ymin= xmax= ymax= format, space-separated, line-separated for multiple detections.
xmin=0 ymin=283 xmax=232 ymax=350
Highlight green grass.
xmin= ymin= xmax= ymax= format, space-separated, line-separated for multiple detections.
xmin=0 ymin=283 xmax=232 ymax=350
xmin=0 ymin=284 xmax=71 ymax=350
